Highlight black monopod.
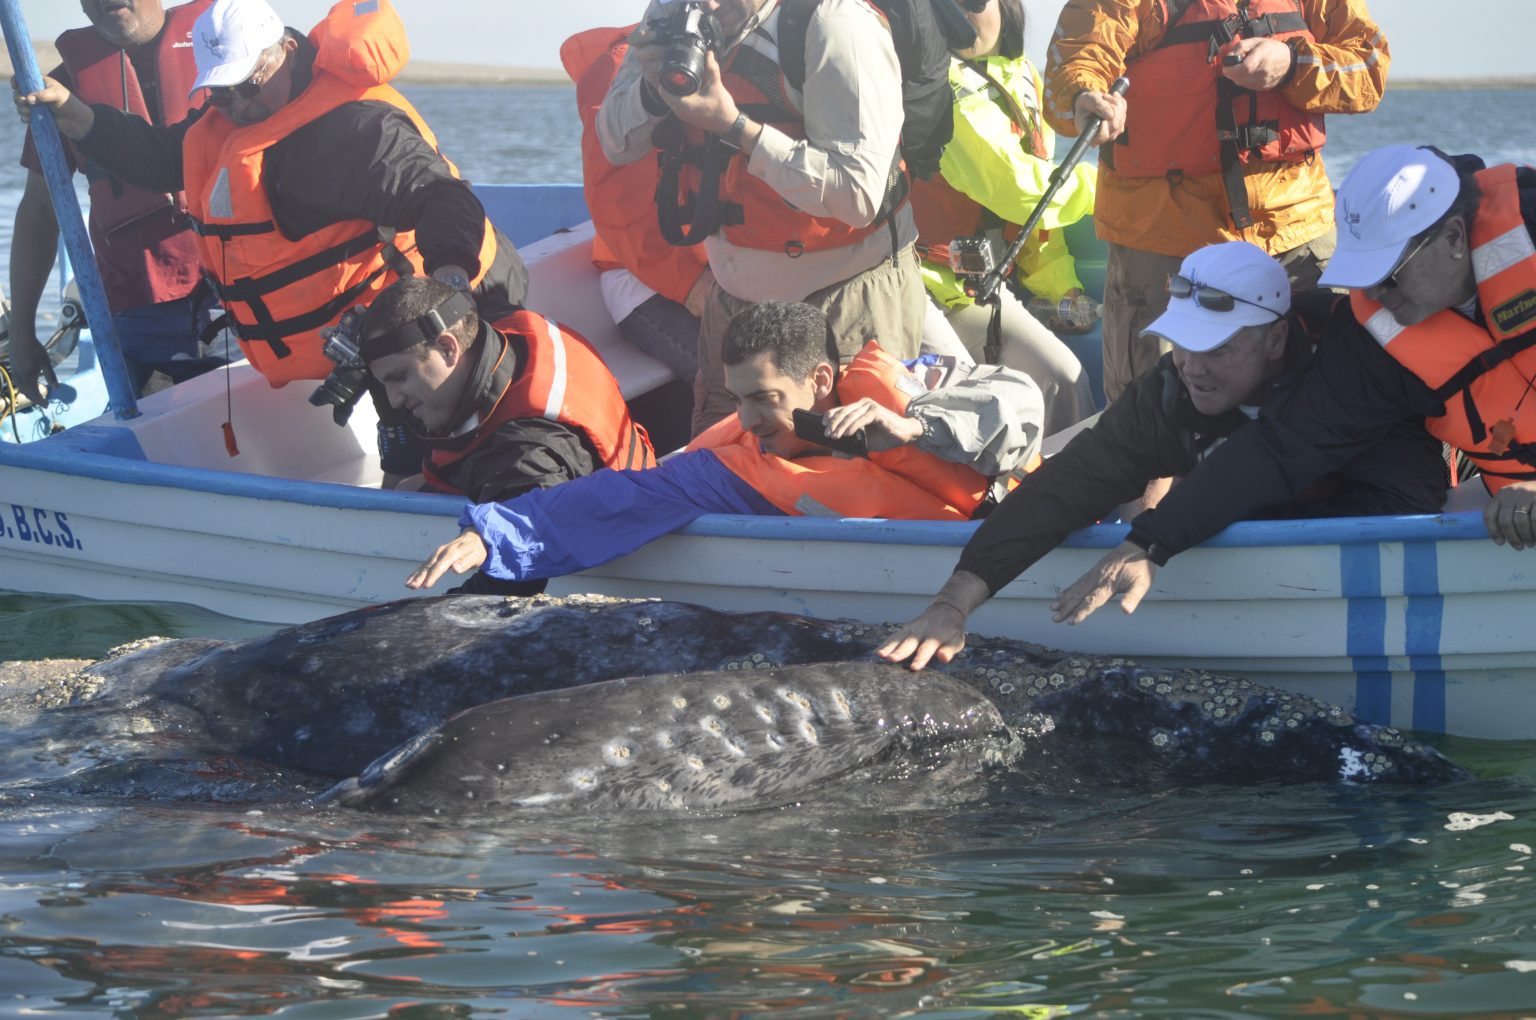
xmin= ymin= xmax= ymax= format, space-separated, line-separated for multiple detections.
xmin=966 ymin=76 xmax=1130 ymax=307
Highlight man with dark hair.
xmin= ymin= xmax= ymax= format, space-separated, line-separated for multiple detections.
xmin=405 ymin=301 xmax=1044 ymax=591
xmin=358 ymin=276 xmax=654 ymax=507
xmin=7 ymin=0 xmax=228 ymax=400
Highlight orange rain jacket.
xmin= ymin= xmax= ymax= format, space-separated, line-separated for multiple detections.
xmin=1042 ymin=0 xmax=1389 ymax=257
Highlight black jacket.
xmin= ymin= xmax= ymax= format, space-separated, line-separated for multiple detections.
xmin=1129 ymin=163 xmax=1536 ymax=563
xmin=957 ymin=292 xmax=1449 ymax=594
xmin=73 ymin=31 xmax=527 ymax=312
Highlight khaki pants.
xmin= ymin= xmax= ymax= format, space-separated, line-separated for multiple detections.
xmin=1100 ymin=229 xmax=1337 ymax=402
xmin=692 ymin=245 xmax=926 ymax=437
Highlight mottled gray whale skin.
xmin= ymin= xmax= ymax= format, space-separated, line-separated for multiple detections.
xmin=321 ymin=662 xmax=1012 ymax=813
xmin=5 ymin=594 xmax=1468 ymax=809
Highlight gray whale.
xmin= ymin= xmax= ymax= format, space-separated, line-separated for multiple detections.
xmin=4 ymin=595 xmax=1467 ymax=810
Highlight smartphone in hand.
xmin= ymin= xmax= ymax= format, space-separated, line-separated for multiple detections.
xmin=792 ymin=408 xmax=868 ymax=457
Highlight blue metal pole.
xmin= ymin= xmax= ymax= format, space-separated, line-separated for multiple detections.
xmin=0 ymin=0 xmax=138 ymax=419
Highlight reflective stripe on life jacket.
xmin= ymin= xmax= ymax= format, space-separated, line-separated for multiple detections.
xmin=1353 ymin=164 xmax=1536 ymax=491
xmin=658 ymin=6 xmax=905 ymax=257
xmin=690 ymin=341 xmax=994 ymax=519
xmin=181 ymin=0 xmax=500 ymax=385
xmin=1108 ymin=0 xmax=1325 ymax=229
xmin=421 ymin=311 xmax=656 ymax=494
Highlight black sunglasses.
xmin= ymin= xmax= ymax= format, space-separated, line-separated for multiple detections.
xmin=207 ymin=52 xmax=278 ymax=107
xmin=957 ymin=0 xmax=990 ymax=12
xmin=1168 ymin=274 xmax=1276 ymax=316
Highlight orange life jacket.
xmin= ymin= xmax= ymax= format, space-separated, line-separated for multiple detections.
xmin=1108 ymin=0 xmax=1326 ymax=230
xmin=688 ymin=341 xmax=994 ymax=519
xmin=910 ymin=60 xmax=1053 ymax=273
xmin=1352 ymin=164 xmax=1536 ymax=491
xmin=560 ymin=26 xmax=708 ymax=304
xmin=421 ymin=311 xmax=656 ymax=495
xmin=54 ymin=0 xmax=210 ymax=308
xmin=181 ymin=0 xmax=499 ymax=385
xmin=659 ymin=7 xmax=905 ymax=257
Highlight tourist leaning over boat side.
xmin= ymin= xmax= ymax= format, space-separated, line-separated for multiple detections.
xmin=7 ymin=0 xmax=231 ymax=401
xmin=360 ymin=276 xmax=656 ymax=596
xmin=596 ymin=0 xmax=938 ymax=438
xmin=1047 ymin=145 xmax=1536 ymax=628
xmin=1044 ymin=0 xmax=1389 ymax=512
xmin=404 ymin=301 xmax=1044 ymax=591
xmin=12 ymin=0 xmax=528 ymax=484
xmin=910 ymin=0 xmax=1096 ymax=436
xmin=880 ymin=240 xmax=1447 ymax=670
xmin=563 ymin=24 xmax=711 ymax=441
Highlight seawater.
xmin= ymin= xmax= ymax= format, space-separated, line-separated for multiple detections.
xmin=1 ymin=83 xmax=1535 ymax=1017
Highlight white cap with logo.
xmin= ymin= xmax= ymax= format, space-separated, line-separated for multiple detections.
xmin=1319 ymin=144 xmax=1460 ymax=289
xmin=189 ymin=0 xmax=286 ymax=98
xmin=1142 ymin=241 xmax=1290 ymax=353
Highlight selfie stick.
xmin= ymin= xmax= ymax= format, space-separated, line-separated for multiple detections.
xmin=0 ymin=0 xmax=139 ymax=419
xmin=968 ymin=76 xmax=1129 ymax=306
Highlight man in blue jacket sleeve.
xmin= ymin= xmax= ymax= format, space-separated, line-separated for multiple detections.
xmin=406 ymin=301 xmax=1045 ymax=591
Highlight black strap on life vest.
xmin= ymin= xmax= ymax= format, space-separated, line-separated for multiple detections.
xmin=1420 ymin=328 xmax=1536 ymax=447
xmin=1153 ymin=1 xmax=1310 ymax=230
xmin=188 ymin=216 xmax=276 ymax=239
xmin=653 ymin=116 xmax=742 ymax=247
xmin=213 ymin=226 xmax=416 ymax=357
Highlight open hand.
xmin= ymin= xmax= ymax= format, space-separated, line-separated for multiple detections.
xmin=406 ymin=527 xmax=488 ymax=589
xmin=1484 ymin=480 xmax=1536 ymax=550
xmin=878 ymin=602 xmax=968 ymax=671
xmin=1050 ymin=541 xmax=1157 ymax=624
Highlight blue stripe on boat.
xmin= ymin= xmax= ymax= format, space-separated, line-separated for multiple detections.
xmin=1403 ymin=540 xmax=1447 ymax=733
xmin=1342 ymin=543 xmax=1393 ymax=726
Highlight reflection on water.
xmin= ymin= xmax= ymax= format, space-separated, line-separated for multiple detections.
xmin=0 ymin=764 xmax=1532 ymax=1017
xmin=1 ymin=81 xmax=1535 ymax=1017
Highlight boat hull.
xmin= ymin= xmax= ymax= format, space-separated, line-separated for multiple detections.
xmin=1 ymin=184 xmax=1530 ymax=739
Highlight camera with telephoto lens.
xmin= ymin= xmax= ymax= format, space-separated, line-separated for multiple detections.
xmin=947 ymin=234 xmax=1002 ymax=279
xmin=647 ymin=1 xmax=721 ymax=96
xmin=309 ymin=305 xmax=369 ymax=426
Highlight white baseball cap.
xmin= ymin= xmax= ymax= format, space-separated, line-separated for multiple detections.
xmin=1142 ymin=241 xmax=1290 ymax=353
xmin=1319 ymin=144 xmax=1460 ymax=289
xmin=189 ymin=0 xmax=286 ymax=97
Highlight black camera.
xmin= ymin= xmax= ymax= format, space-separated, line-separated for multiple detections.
xmin=792 ymin=408 xmax=868 ymax=457
xmin=309 ymin=305 xmax=369 ymax=427
xmin=947 ymin=234 xmax=1002 ymax=279
xmin=647 ymin=1 xmax=720 ymax=96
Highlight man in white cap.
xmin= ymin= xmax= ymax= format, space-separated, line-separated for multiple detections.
xmin=14 ymin=0 xmax=527 ymax=484
xmin=881 ymin=239 xmax=1446 ymax=669
xmin=7 ymin=0 xmax=227 ymax=402
xmin=1047 ymin=143 xmax=1536 ymax=629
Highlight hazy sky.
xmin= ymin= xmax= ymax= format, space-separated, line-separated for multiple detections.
xmin=15 ymin=0 xmax=1532 ymax=81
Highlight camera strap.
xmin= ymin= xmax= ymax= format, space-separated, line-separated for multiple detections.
xmin=654 ymin=116 xmax=735 ymax=246
xmin=359 ymin=290 xmax=477 ymax=358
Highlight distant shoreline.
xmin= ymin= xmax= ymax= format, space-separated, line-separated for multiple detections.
xmin=3 ymin=43 xmax=1531 ymax=90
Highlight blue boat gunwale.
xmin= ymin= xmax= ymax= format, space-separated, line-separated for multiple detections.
xmin=0 ymin=435 xmax=1489 ymax=549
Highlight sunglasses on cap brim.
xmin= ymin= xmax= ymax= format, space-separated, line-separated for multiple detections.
xmin=1167 ymin=274 xmax=1277 ymax=317
xmin=957 ymin=0 xmax=990 ymax=12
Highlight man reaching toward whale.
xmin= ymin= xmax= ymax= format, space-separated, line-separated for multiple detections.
xmin=406 ymin=301 xmax=1044 ymax=590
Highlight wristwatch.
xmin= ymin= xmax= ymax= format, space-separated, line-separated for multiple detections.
xmin=433 ymin=268 xmax=471 ymax=292
xmin=720 ymin=111 xmax=749 ymax=149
